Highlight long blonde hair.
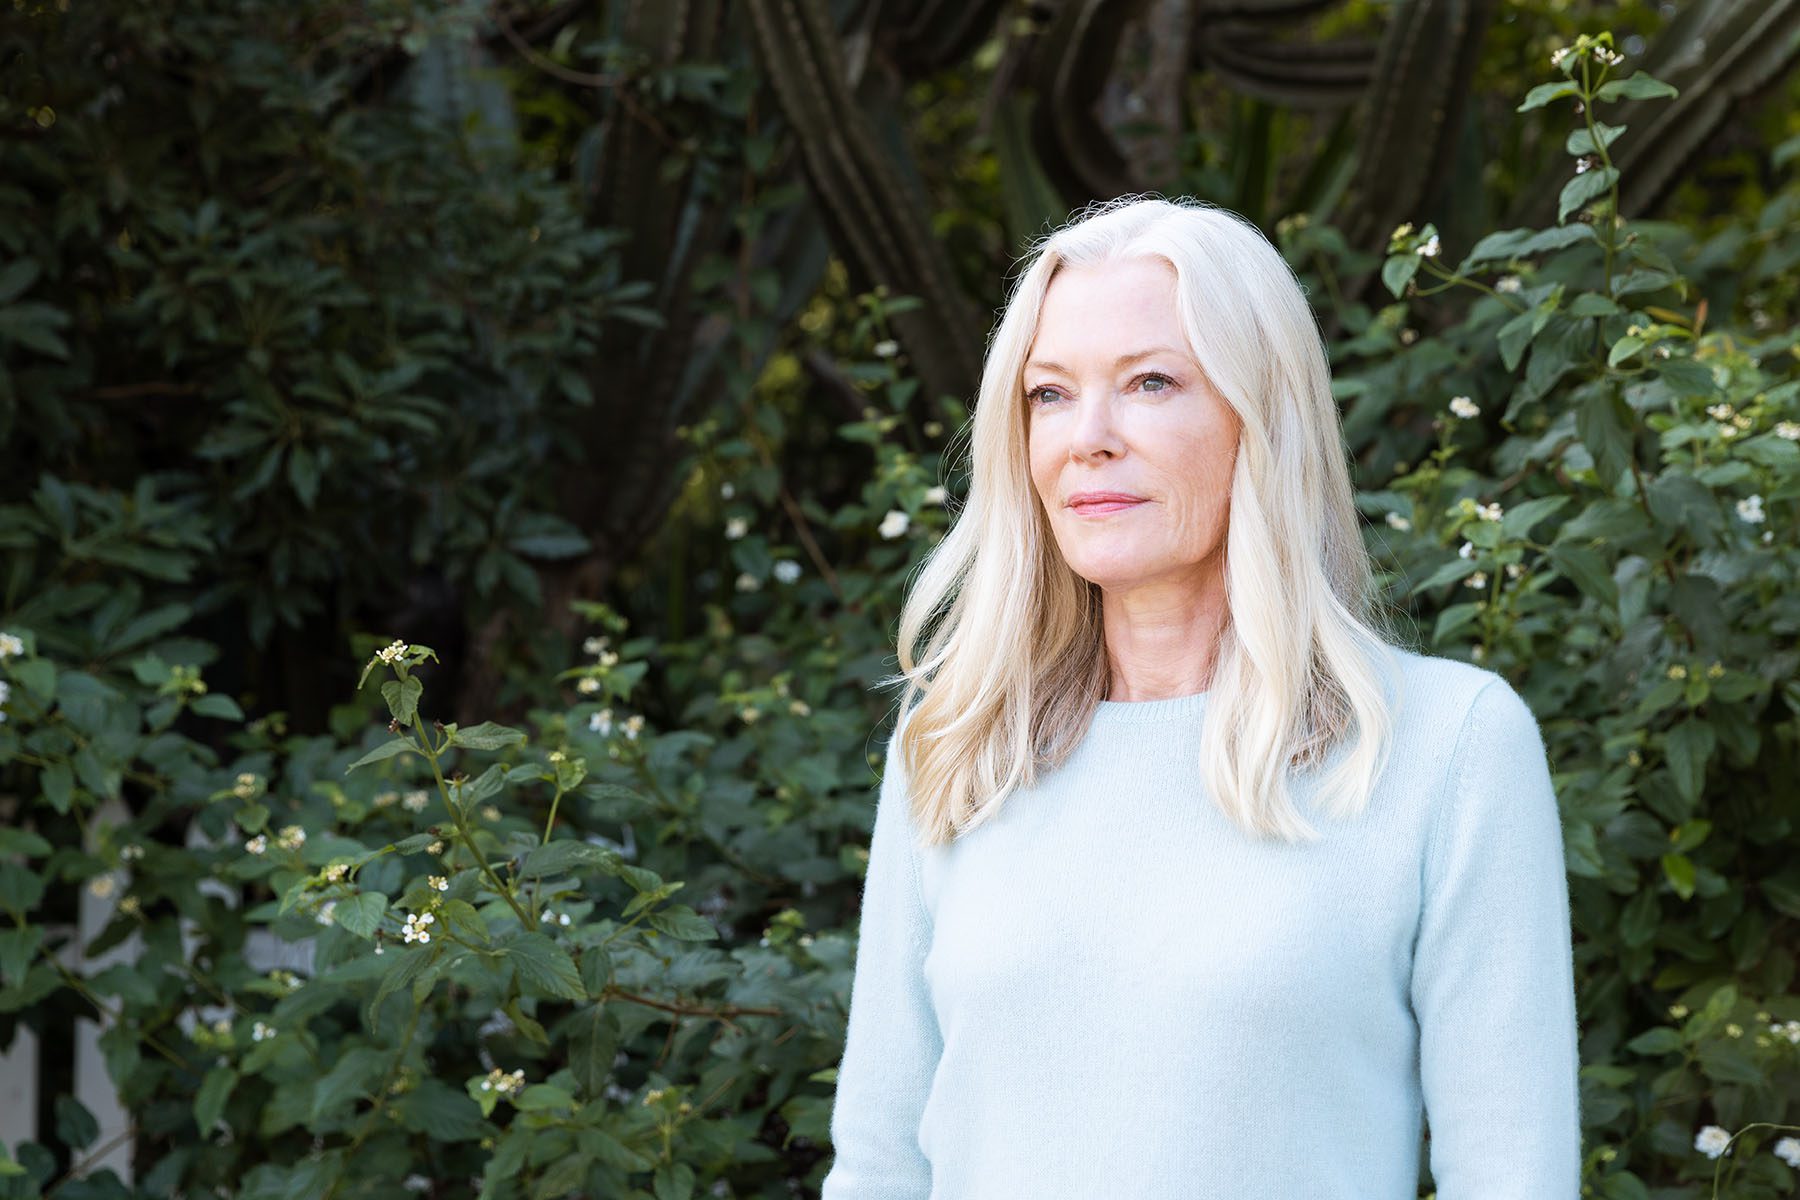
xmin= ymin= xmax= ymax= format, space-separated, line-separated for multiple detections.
xmin=878 ymin=195 xmax=1405 ymax=848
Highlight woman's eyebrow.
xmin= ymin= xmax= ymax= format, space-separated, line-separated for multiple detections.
xmin=1025 ymin=347 xmax=1188 ymax=375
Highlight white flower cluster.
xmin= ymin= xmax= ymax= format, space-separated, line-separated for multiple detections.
xmin=402 ymin=789 xmax=430 ymax=813
xmin=375 ymin=639 xmax=410 ymax=665
xmin=879 ymin=510 xmax=910 ymax=539
xmin=1476 ymin=501 xmax=1503 ymax=522
xmin=772 ymin=559 xmax=801 ymax=585
xmin=233 ymin=772 xmax=260 ymax=799
xmin=324 ymin=863 xmax=348 ymax=882
xmin=0 ymin=631 xmax=23 ymax=658
xmin=588 ymin=708 xmax=613 ymax=735
xmin=724 ymin=516 xmax=749 ymax=541
xmin=1776 ymin=420 xmax=1800 ymax=440
xmin=1494 ymin=275 xmax=1522 ymax=294
xmin=315 ymin=900 xmax=337 ymax=927
xmin=1447 ymin=396 xmax=1480 ymax=420
xmin=873 ymin=339 xmax=899 ymax=358
xmin=374 ymin=790 xmax=399 ymax=808
xmin=479 ymin=1067 xmax=525 ymax=1095
xmin=251 ymin=1020 xmax=276 ymax=1042
xmin=1771 ymin=1018 xmax=1800 ymax=1044
xmin=401 ymin=911 xmax=436 ymax=944
xmin=735 ymin=572 xmax=760 ymax=593
xmin=1385 ymin=512 xmax=1412 ymax=532
xmin=119 ymin=843 xmax=144 ymax=863
xmin=1736 ymin=494 xmax=1764 ymax=524
xmin=1592 ymin=45 xmax=1623 ymax=66
xmin=275 ymin=825 xmax=306 ymax=852
xmin=245 ymin=834 xmax=268 ymax=855
xmin=923 ymin=486 xmax=948 ymax=506
xmin=1417 ymin=234 xmax=1440 ymax=258
xmin=539 ymin=910 xmax=571 ymax=926
xmin=428 ymin=875 xmax=449 ymax=892
xmin=576 ymin=676 xmax=601 ymax=694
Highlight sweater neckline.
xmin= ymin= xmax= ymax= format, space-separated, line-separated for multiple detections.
xmin=1092 ymin=688 xmax=1210 ymax=725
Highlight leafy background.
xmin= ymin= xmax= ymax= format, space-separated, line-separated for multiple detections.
xmin=1 ymin=0 xmax=1798 ymax=1197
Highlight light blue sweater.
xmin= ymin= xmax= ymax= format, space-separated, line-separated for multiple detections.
xmin=820 ymin=647 xmax=1581 ymax=1198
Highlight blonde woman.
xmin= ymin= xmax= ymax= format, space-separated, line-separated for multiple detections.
xmin=819 ymin=196 xmax=1580 ymax=1198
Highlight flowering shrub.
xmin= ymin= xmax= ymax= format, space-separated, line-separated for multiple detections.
xmin=1316 ymin=30 xmax=1800 ymax=1198
xmin=3 ymin=20 xmax=1799 ymax=1200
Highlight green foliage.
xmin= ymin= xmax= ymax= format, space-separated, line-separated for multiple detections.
xmin=1340 ymin=32 xmax=1800 ymax=1198
xmin=3 ymin=6 xmax=1799 ymax=1199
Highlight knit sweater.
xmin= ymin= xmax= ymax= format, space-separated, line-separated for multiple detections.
xmin=819 ymin=646 xmax=1581 ymax=1199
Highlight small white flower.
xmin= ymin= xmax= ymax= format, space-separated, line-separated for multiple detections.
xmin=1694 ymin=1125 xmax=1732 ymax=1159
xmin=922 ymin=486 xmax=948 ymax=506
xmin=401 ymin=789 xmax=430 ymax=813
xmin=375 ymin=639 xmax=410 ymax=665
xmin=324 ymin=863 xmax=348 ymax=882
xmin=1477 ymin=501 xmax=1503 ymax=522
xmin=275 ymin=825 xmax=306 ymax=852
xmin=558 ymin=913 xmax=570 ymax=927
xmin=878 ymin=510 xmax=910 ymax=539
xmin=772 ymin=559 xmax=802 ymax=584
xmin=575 ymin=676 xmax=601 ymax=694
xmin=789 ymin=699 xmax=812 ymax=717
xmin=740 ymin=706 xmax=761 ymax=724
xmin=429 ymin=875 xmax=449 ymax=892
xmin=87 ymin=874 xmax=116 ymax=900
xmin=1448 ymin=396 xmax=1481 ymax=420
xmin=1505 ymin=562 xmax=1525 ymax=580
xmin=735 ymin=572 xmax=761 ymax=593
xmin=1736 ymin=494 xmax=1765 ymax=524
xmin=1775 ymin=1136 xmax=1800 ymax=1168
xmin=623 ymin=715 xmax=645 ymax=741
xmin=0 ymin=632 xmax=22 ymax=658
xmin=1774 ymin=420 xmax=1800 ymax=440
xmin=1706 ymin=402 xmax=1734 ymax=421
xmin=1494 ymin=275 xmax=1522 ymax=295
xmin=316 ymin=900 xmax=337 ymax=926
xmin=724 ymin=516 xmax=748 ymax=540
xmin=598 ymin=650 xmax=618 ymax=667
xmin=233 ymin=773 xmax=259 ymax=800
xmin=245 ymin=835 xmax=268 ymax=855
xmin=719 ymin=482 xmax=735 ymax=500
xmin=1574 ymin=157 xmax=1592 ymax=175
xmin=427 ymin=840 xmax=444 ymax=856
xmin=1458 ymin=541 xmax=1475 ymax=559
xmin=251 ymin=1021 xmax=275 ymax=1042
xmin=119 ymin=843 xmax=144 ymax=862
xmin=873 ymin=339 xmax=899 ymax=358
xmin=480 ymin=805 xmax=500 ymax=822
xmin=1550 ymin=46 xmax=1571 ymax=68
xmin=1464 ymin=571 xmax=1488 ymax=589
xmin=588 ymin=708 xmax=613 ymax=735
xmin=1418 ymin=234 xmax=1440 ymax=258
xmin=1385 ymin=512 xmax=1411 ymax=531
xmin=374 ymin=790 xmax=399 ymax=809
xmin=582 ymin=635 xmax=608 ymax=656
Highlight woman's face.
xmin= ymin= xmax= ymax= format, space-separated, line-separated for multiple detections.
xmin=1023 ymin=256 xmax=1240 ymax=594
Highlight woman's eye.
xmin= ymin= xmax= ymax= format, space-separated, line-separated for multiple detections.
xmin=1026 ymin=386 xmax=1061 ymax=405
xmin=1140 ymin=373 xmax=1174 ymax=393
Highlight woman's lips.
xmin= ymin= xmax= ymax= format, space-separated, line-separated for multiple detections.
xmin=1069 ymin=498 xmax=1146 ymax=515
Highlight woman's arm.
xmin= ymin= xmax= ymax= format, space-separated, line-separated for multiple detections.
xmin=1410 ymin=676 xmax=1583 ymax=1199
xmin=819 ymin=728 xmax=942 ymax=1199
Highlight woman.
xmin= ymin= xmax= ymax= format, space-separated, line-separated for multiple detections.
xmin=819 ymin=196 xmax=1580 ymax=1198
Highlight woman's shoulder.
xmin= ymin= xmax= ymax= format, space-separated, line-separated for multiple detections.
xmin=1384 ymin=644 xmax=1544 ymax=769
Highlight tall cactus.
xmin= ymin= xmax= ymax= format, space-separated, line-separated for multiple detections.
xmin=745 ymin=0 xmax=986 ymax=406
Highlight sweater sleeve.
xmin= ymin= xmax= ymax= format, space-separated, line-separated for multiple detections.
xmin=1410 ymin=677 xmax=1582 ymax=1200
xmin=819 ymin=728 xmax=942 ymax=1200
